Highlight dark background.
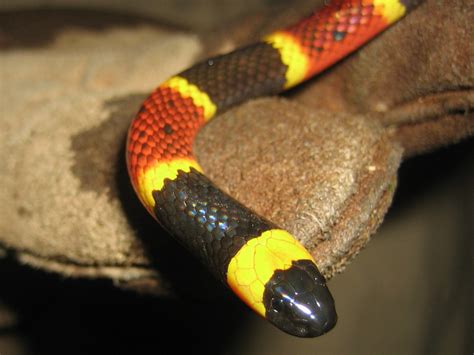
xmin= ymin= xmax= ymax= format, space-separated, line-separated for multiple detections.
xmin=0 ymin=3 xmax=472 ymax=354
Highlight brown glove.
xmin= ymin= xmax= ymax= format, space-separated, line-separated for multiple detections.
xmin=0 ymin=0 xmax=472 ymax=295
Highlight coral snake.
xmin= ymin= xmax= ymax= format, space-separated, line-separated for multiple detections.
xmin=126 ymin=0 xmax=419 ymax=338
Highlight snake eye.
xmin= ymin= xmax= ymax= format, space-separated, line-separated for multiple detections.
xmin=263 ymin=260 xmax=337 ymax=337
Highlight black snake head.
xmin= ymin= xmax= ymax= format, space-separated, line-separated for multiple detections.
xmin=263 ymin=259 xmax=337 ymax=337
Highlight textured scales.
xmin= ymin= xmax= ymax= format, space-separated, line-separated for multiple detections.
xmin=126 ymin=0 xmax=416 ymax=338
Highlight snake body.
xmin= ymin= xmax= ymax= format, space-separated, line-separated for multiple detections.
xmin=126 ymin=0 xmax=417 ymax=338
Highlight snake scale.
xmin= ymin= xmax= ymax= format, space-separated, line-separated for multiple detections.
xmin=126 ymin=0 xmax=419 ymax=337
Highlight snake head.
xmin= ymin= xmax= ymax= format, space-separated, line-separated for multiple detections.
xmin=263 ymin=259 xmax=337 ymax=337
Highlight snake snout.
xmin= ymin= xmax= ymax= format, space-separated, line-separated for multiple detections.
xmin=263 ymin=259 xmax=337 ymax=337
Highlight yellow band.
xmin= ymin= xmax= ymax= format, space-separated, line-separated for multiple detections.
xmin=137 ymin=158 xmax=202 ymax=210
xmin=227 ymin=229 xmax=314 ymax=316
xmin=162 ymin=76 xmax=217 ymax=121
xmin=264 ymin=32 xmax=309 ymax=89
xmin=372 ymin=0 xmax=407 ymax=24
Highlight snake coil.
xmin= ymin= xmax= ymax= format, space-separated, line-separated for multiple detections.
xmin=126 ymin=0 xmax=418 ymax=337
